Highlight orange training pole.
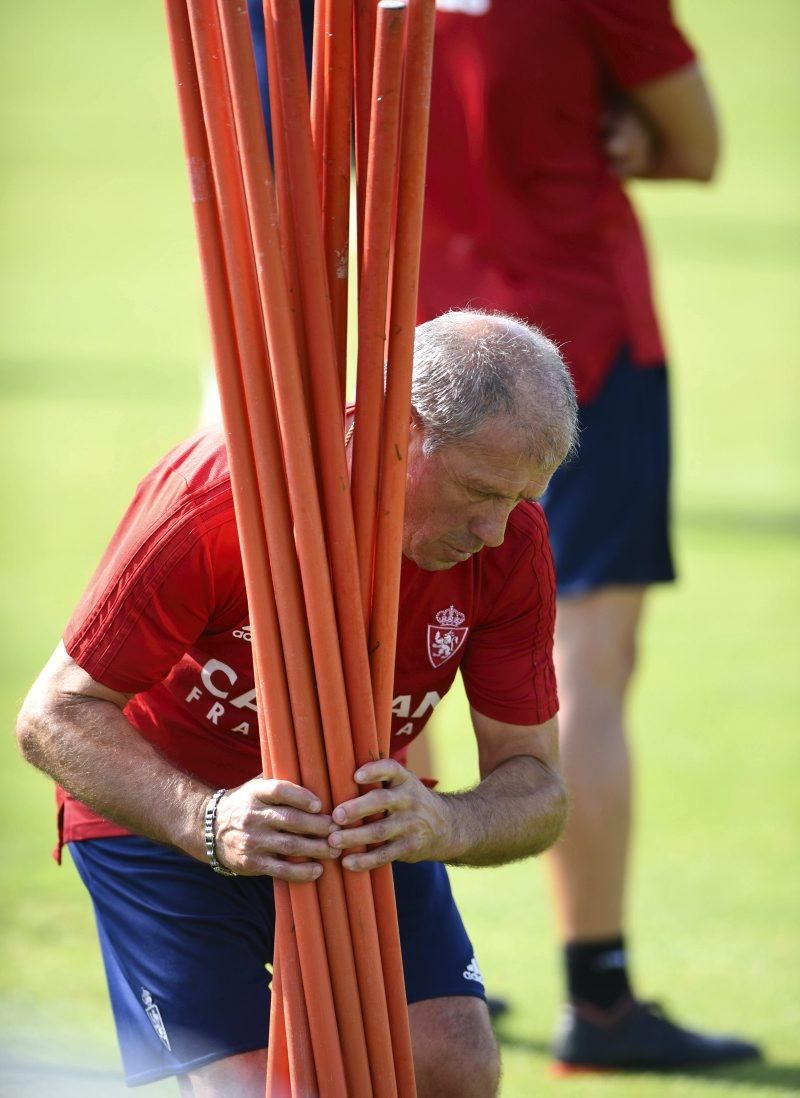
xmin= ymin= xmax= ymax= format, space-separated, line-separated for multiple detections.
xmin=361 ymin=18 xmax=437 ymax=1087
xmin=262 ymin=0 xmax=308 ymax=384
xmin=320 ymin=0 xmax=353 ymax=397
xmin=370 ymin=0 xmax=436 ymax=755
xmin=266 ymin=953 xmax=291 ymax=1098
xmin=351 ymin=0 xmax=407 ymax=619
xmin=309 ymin=0 xmax=327 ymax=183
xmin=274 ymin=884 xmax=320 ymax=1098
xmin=353 ymin=0 xmax=379 ymax=262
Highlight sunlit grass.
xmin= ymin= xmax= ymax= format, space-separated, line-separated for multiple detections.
xmin=1 ymin=1 xmax=797 ymax=1094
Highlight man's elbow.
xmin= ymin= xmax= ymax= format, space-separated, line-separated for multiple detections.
xmin=530 ymin=774 xmax=569 ymax=857
xmin=548 ymin=776 xmax=570 ymax=847
xmin=16 ymin=694 xmax=52 ymax=773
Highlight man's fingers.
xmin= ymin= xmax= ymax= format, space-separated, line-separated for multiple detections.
xmin=329 ymin=812 xmax=410 ymax=851
xmin=261 ymin=857 xmax=325 ymax=883
xmin=252 ymin=778 xmax=323 ymax=814
xmin=225 ymin=767 xmax=427 ymax=876
xmin=353 ymin=759 xmax=408 ymax=786
xmin=332 ymin=787 xmax=397 ymax=826
xmin=341 ymin=838 xmax=416 ymax=873
xmin=264 ymin=833 xmax=341 ymax=861
xmin=224 ymin=847 xmax=339 ymax=880
xmin=260 ymin=805 xmax=336 ymax=837
xmin=332 ymin=760 xmax=410 ymax=825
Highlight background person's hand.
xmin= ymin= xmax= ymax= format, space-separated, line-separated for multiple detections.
xmin=603 ymin=103 xmax=657 ymax=178
xmin=328 ymin=759 xmax=454 ymax=870
xmin=213 ymin=777 xmax=341 ymax=880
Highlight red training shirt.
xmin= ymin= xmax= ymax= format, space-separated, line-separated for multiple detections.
xmin=419 ymin=0 xmax=696 ymax=403
xmin=57 ymin=430 xmax=558 ymax=853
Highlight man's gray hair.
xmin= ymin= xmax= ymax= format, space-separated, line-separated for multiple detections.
xmin=411 ymin=310 xmax=579 ymax=467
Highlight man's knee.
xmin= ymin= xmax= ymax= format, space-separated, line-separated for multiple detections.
xmin=179 ymin=1048 xmax=267 ymax=1097
xmin=409 ymin=996 xmax=500 ymax=1098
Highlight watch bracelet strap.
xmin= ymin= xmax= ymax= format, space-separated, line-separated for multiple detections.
xmin=204 ymin=788 xmax=236 ymax=876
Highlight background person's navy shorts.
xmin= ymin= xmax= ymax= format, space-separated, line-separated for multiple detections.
xmin=541 ymin=346 xmax=676 ymax=595
xmin=69 ymin=836 xmax=485 ymax=1086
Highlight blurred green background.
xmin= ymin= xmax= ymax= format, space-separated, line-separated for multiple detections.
xmin=1 ymin=1 xmax=798 ymax=1095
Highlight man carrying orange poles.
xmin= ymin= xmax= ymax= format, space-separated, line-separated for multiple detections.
xmin=18 ymin=308 xmax=577 ymax=1097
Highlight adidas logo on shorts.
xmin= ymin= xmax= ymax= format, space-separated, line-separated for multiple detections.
xmin=463 ymin=956 xmax=484 ymax=985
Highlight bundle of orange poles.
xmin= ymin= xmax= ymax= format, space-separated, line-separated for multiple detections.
xmin=163 ymin=0 xmax=435 ymax=1093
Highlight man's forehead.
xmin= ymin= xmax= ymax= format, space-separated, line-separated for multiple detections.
xmin=444 ymin=436 xmax=546 ymax=496
xmin=453 ymin=417 xmax=536 ymax=466
xmin=467 ymin=464 xmax=545 ymax=499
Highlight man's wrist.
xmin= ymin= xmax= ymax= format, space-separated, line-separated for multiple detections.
xmin=432 ymin=790 xmax=475 ymax=864
xmin=204 ymin=789 xmax=237 ymax=876
xmin=171 ymin=780 xmax=219 ymax=862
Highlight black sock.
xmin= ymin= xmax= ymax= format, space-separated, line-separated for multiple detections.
xmin=564 ymin=936 xmax=632 ymax=1011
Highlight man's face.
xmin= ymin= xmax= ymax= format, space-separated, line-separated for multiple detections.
xmin=402 ymin=415 xmax=559 ymax=571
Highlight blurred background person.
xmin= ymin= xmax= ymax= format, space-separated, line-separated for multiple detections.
xmin=416 ymin=0 xmax=761 ymax=1074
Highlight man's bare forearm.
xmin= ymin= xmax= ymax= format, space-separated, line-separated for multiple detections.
xmin=17 ymin=689 xmax=212 ymax=860
xmin=435 ymin=755 xmax=568 ymax=867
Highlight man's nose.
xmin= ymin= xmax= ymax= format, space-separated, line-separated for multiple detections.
xmin=467 ymin=507 xmax=510 ymax=549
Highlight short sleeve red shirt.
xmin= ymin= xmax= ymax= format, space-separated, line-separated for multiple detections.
xmin=58 ymin=431 xmax=558 ymax=849
xmin=419 ymin=0 xmax=696 ymax=403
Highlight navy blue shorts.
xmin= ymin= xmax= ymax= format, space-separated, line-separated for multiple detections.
xmin=542 ymin=347 xmax=675 ymax=595
xmin=69 ymin=837 xmax=484 ymax=1086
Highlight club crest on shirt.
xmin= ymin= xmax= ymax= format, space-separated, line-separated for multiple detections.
xmin=427 ymin=605 xmax=469 ymax=668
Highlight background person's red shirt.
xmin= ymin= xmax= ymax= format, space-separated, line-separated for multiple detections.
xmin=419 ymin=0 xmax=696 ymax=403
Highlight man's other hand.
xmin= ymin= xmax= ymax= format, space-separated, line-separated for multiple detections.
xmin=213 ymin=778 xmax=341 ymax=880
xmin=328 ymin=760 xmax=453 ymax=870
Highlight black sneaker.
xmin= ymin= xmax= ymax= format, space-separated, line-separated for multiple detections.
xmin=552 ymin=998 xmax=762 ymax=1074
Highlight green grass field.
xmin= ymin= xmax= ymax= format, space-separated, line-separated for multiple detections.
xmin=1 ymin=1 xmax=798 ymax=1095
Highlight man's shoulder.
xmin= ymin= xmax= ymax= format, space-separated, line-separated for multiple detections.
xmin=475 ymin=502 xmax=551 ymax=594
xmin=156 ymin=428 xmax=231 ymax=494
xmin=503 ymin=501 xmax=549 ymax=555
xmin=141 ymin=428 xmax=234 ymax=531
xmin=99 ymin=430 xmax=235 ymax=585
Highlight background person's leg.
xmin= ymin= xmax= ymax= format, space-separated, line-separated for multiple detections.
xmin=545 ymin=586 xmax=643 ymax=947
xmin=546 ymin=586 xmax=760 ymax=1070
xmin=542 ymin=354 xmax=758 ymax=1068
